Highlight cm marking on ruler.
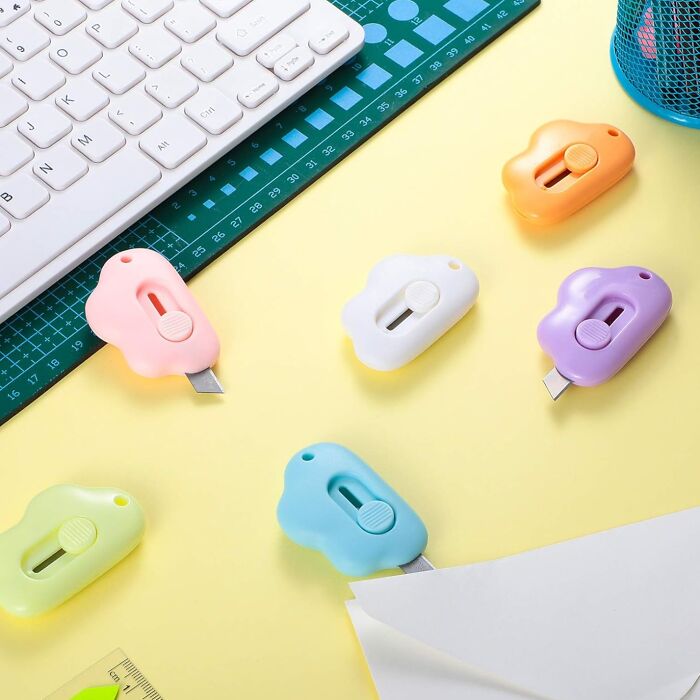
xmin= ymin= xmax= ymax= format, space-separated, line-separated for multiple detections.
xmin=45 ymin=648 xmax=164 ymax=700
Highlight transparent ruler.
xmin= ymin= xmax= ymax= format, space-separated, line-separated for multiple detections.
xmin=46 ymin=648 xmax=163 ymax=700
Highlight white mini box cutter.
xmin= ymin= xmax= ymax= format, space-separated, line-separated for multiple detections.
xmin=342 ymin=255 xmax=479 ymax=371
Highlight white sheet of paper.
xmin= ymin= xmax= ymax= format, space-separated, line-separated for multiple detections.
xmin=347 ymin=600 xmax=548 ymax=699
xmin=349 ymin=507 xmax=700 ymax=700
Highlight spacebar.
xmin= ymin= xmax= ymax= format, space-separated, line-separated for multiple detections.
xmin=0 ymin=148 xmax=161 ymax=298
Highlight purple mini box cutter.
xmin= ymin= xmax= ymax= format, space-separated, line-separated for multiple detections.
xmin=538 ymin=267 xmax=672 ymax=400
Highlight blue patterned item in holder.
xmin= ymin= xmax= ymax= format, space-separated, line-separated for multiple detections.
xmin=612 ymin=0 xmax=700 ymax=127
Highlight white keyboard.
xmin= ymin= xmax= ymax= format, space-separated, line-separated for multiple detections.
xmin=0 ymin=0 xmax=364 ymax=322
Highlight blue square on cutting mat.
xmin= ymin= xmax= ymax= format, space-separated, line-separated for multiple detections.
xmin=283 ymin=129 xmax=308 ymax=148
xmin=444 ymin=0 xmax=489 ymax=21
xmin=240 ymin=167 xmax=258 ymax=181
xmin=220 ymin=183 xmax=236 ymax=195
xmin=260 ymin=148 xmax=283 ymax=165
xmin=305 ymin=109 xmax=334 ymax=130
xmin=331 ymin=86 xmax=362 ymax=110
xmin=385 ymin=40 xmax=424 ymax=68
xmin=414 ymin=15 xmax=456 ymax=44
xmin=357 ymin=63 xmax=392 ymax=89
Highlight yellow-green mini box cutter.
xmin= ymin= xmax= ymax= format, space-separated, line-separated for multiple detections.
xmin=0 ymin=485 xmax=145 ymax=617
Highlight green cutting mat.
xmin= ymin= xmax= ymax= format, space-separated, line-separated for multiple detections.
xmin=0 ymin=0 xmax=539 ymax=425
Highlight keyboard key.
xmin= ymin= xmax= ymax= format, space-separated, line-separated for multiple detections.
xmin=121 ymin=0 xmax=172 ymax=23
xmin=309 ymin=23 xmax=349 ymax=55
xmin=12 ymin=59 xmax=66 ymax=100
xmin=129 ymin=27 xmax=180 ymax=68
xmin=0 ymin=86 xmax=28 ymax=127
xmin=79 ymin=0 xmax=113 ymax=9
xmin=185 ymin=86 xmax=242 ymax=135
xmin=216 ymin=0 xmax=309 ymax=56
xmin=140 ymin=113 xmax=206 ymax=169
xmin=164 ymin=4 xmax=215 ymax=43
xmin=0 ymin=54 xmax=14 ymax=78
xmin=86 ymin=6 xmax=138 ymax=48
xmin=50 ymin=32 xmax=103 ymax=74
xmin=93 ymin=52 xmax=145 ymax=93
xmin=273 ymin=45 xmax=313 ymax=81
xmin=0 ymin=0 xmax=30 ymax=28
xmin=108 ymin=90 xmax=161 ymax=134
xmin=33 ymin=144 xmax=88 ymax=190
xmin=0 ymin=173 xmax=50 ymax=220
xmin=0 ymin=52 xmax=12 ymax=77
xmin=0 ymin=213 xmax=9 ymax=236
xmin=0 ymin=148 xmax=161 ymax=297
xmin=257 ymin=33 xmax=295 ymax=69
xmin=1 ymin=18 xmax=51 ymax=61
xmin=71 ymin=118 xmax=125 ymax=162
xmin=55 ymin=78 xmax=110 ymax=121
xmin=235 ymin=73 xmax=278 ymax=108
xmin=0 ymin=132 xmax=33 ymax=176
xmin=17 ymin=104 xmax=72 ymax=148
xmin=35 ymin=0 xmax=87 ymax=36
xmin=198 ymin=0 xmax=250 ymax=18
xmin=145 ymin=64 xmax=198 ymax=108
xmin=181 ymin=41 xmax=232 ymax=82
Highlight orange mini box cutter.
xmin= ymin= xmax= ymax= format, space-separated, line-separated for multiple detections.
xmin=502 ymin=120 xmax=636 ymax=225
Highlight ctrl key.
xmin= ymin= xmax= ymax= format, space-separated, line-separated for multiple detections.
xmin=0 ymin=174 xmax=50 ymax=220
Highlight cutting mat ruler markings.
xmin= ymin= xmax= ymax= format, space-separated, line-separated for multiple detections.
xmin=0 ymin=0 xmax=540 ymax=426
xmin=46 ymin=648 xmax=164 ymax=700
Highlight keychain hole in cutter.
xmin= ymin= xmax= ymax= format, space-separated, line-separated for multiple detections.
xmin=120 ymin=255 xmax=132 ymax=263
xmin=640 ymin=271 xmax=651 ymax=280
xmin=114 ymin=495 xmax=129 ymax=506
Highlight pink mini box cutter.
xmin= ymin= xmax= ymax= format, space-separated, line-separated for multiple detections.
xmin=85 ymin=248 xmax=223 ymax=393
xmin=538 ymin=266 xmax=672 ymax=400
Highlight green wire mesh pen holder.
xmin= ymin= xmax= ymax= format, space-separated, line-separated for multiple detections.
xmin=612 ymin=0 xmax=700 ymax=128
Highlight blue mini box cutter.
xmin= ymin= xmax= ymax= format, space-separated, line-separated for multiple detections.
xmin=277 ymin=443 xmax=432 ymax=577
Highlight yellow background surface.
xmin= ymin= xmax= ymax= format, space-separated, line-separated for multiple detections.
xmin=3 ymin=0 xmax=700 ymax=697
